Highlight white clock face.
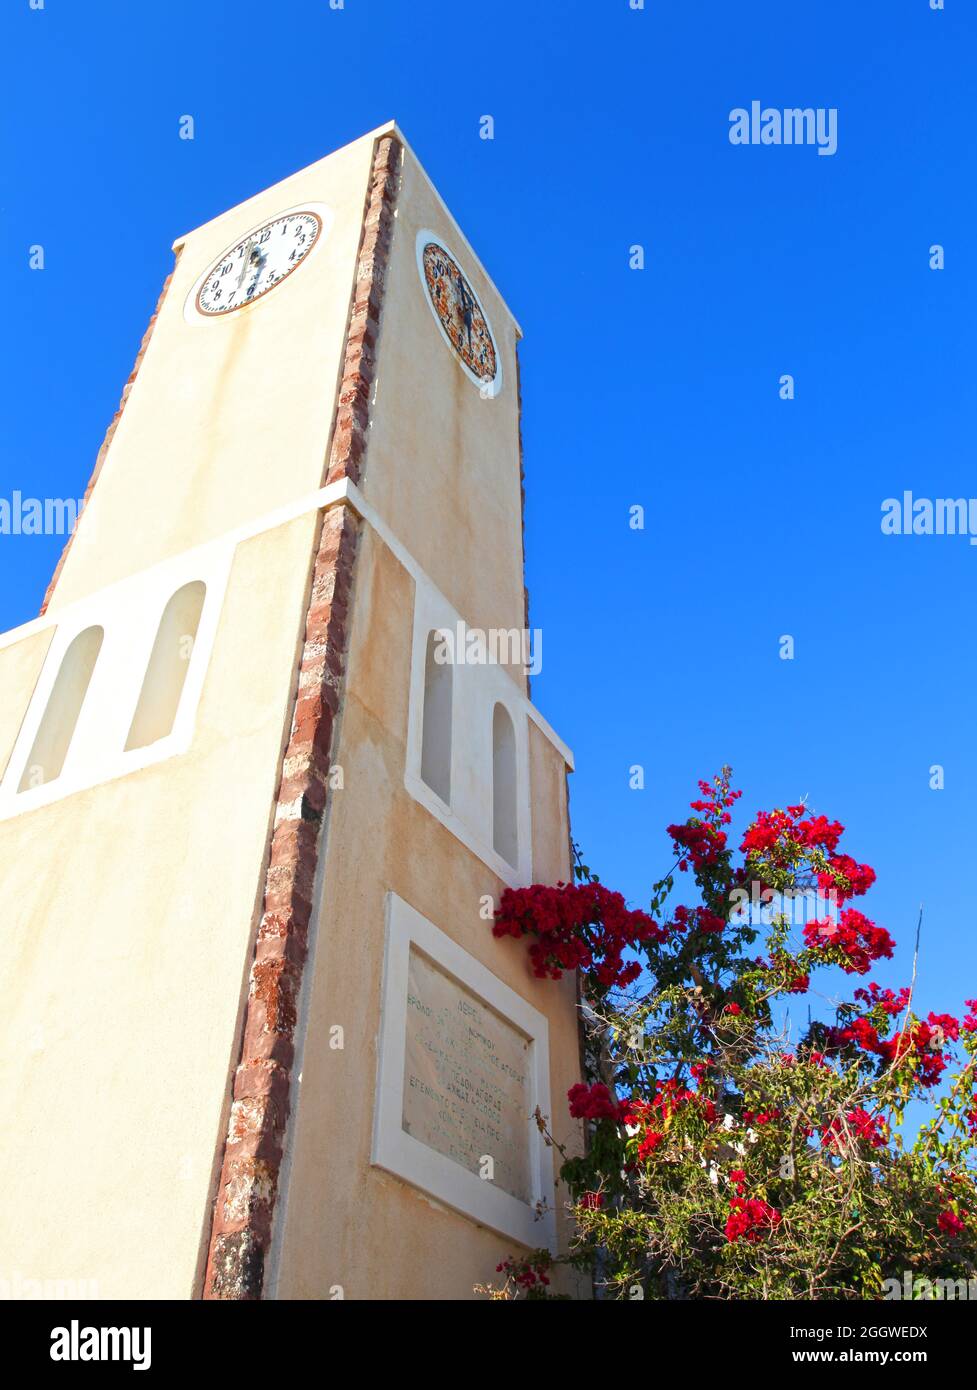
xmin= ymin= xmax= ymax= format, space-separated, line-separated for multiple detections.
xmin=194 ymin=210 xmax=322 ymax=316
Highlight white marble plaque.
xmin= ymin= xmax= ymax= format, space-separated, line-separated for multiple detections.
xmin=402 ymin=948 xmax=531 ymax=1202
xmin=372 ymin=894 xmax=556 ymax=1250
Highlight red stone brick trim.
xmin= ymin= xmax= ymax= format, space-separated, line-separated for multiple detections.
xmin=203 ymin=135 xmax=403 ymax=1301
xmin=204 ymin=503 xmax=358 ymax=1300
xmin=515 ymin=346 xmax=532 ymax=700
xmin=325 ymin=135 xmax=402 ymax=488
xmin=39 ymin=254 xmax=182 ymax=616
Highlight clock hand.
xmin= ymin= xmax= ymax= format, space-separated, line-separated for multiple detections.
xmin=246 ymin=245 xmax=267 ymax=297
xmin=236 ymin=238 xmax=255 ymax=293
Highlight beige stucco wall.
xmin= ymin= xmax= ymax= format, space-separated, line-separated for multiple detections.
xmin=273 ymin=529 xmax=586 ymax=1300
xmin=362 ymin=146 xmax=529 ymax=693
xmin=46 ymin=129 xmax=379 ymax=611
xmin=0 ymin=516 xmax=316 ymax=1298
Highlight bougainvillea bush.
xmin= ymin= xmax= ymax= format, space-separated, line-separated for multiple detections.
xmin=485 ymin=770 xmax=977 ymax=1300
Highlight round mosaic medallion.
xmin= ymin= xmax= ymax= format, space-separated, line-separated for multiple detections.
xmin=418 ymin=235 xmax=501 ymax=395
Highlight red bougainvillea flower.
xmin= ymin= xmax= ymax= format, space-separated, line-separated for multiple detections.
xmin=795 ymin=814 xmax=845 ymax=853
xmin=689 ymin=774 xmax=741 ymax=823
xmin=667 ymin=772 xmax=740 ymax=873
xmin=496 ymin=1255 xmax=551 ymax=1289
xmin=938 ymin=1209 xmax=966 ymax=1236
xmin=494 ymin=882 xmax=663 ymax=990
xmin=667 ymin=819 xmax=728 ymax=873
xmin=803 ymin=909 xmax=895 ymax=975
xmin=670 ymin=904 xmax=727 ymax=935
xmin=836 ymin=1007 xmax=959 ymax=1088
xmin=725 ymin=1196 xmax=782 ymax=1244
xmin=854 ymin=982 xmax=911 ymax=1016
xmin=740 ymin=807 xmax=797 ymax=855
xmin=654 ymin=1078 xmax=696 ymax=1123
xmin=967 ymin=1100 xmax=977 ymax=1138
xmin=839 ymin=1016 xmax=881 ymax=1052
xmin=616 ymin=1078 xmax=720 ymax=1162
xmin=738 ymin=803 xmax=846 ymax=883
xmin=823 ymin=1107 xmax=886 ymax=1150
xmin=637 ymin=1131 xmax=665 ymax=1161
xmin=567 ymin=1082 xmax=624 ymax=1122
xmin=817 ymin=854 xmax=876 ymax=904
xmin=879 ymin=1020 xmax=957 ymax=1087
xmin=925 ymin=1012 xmax=960 ymax=1044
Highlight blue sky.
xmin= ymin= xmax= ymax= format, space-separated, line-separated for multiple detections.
xmin=2 ymin=1 xmax=975 ymax=1047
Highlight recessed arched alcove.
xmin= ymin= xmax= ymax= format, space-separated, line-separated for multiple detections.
xmin=420 ymin=629 xmax=452 ymax=805
xmin=18 ymin=625 xmax=104 ymax=792
xmin=125 ymin=581 xmax=206 ymax=752
xmin=492 ymin=701 xmax=518 ymax=868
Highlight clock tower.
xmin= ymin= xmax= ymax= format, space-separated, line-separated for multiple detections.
xmin=0 ymin=123 xmax=584 ymax=1300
